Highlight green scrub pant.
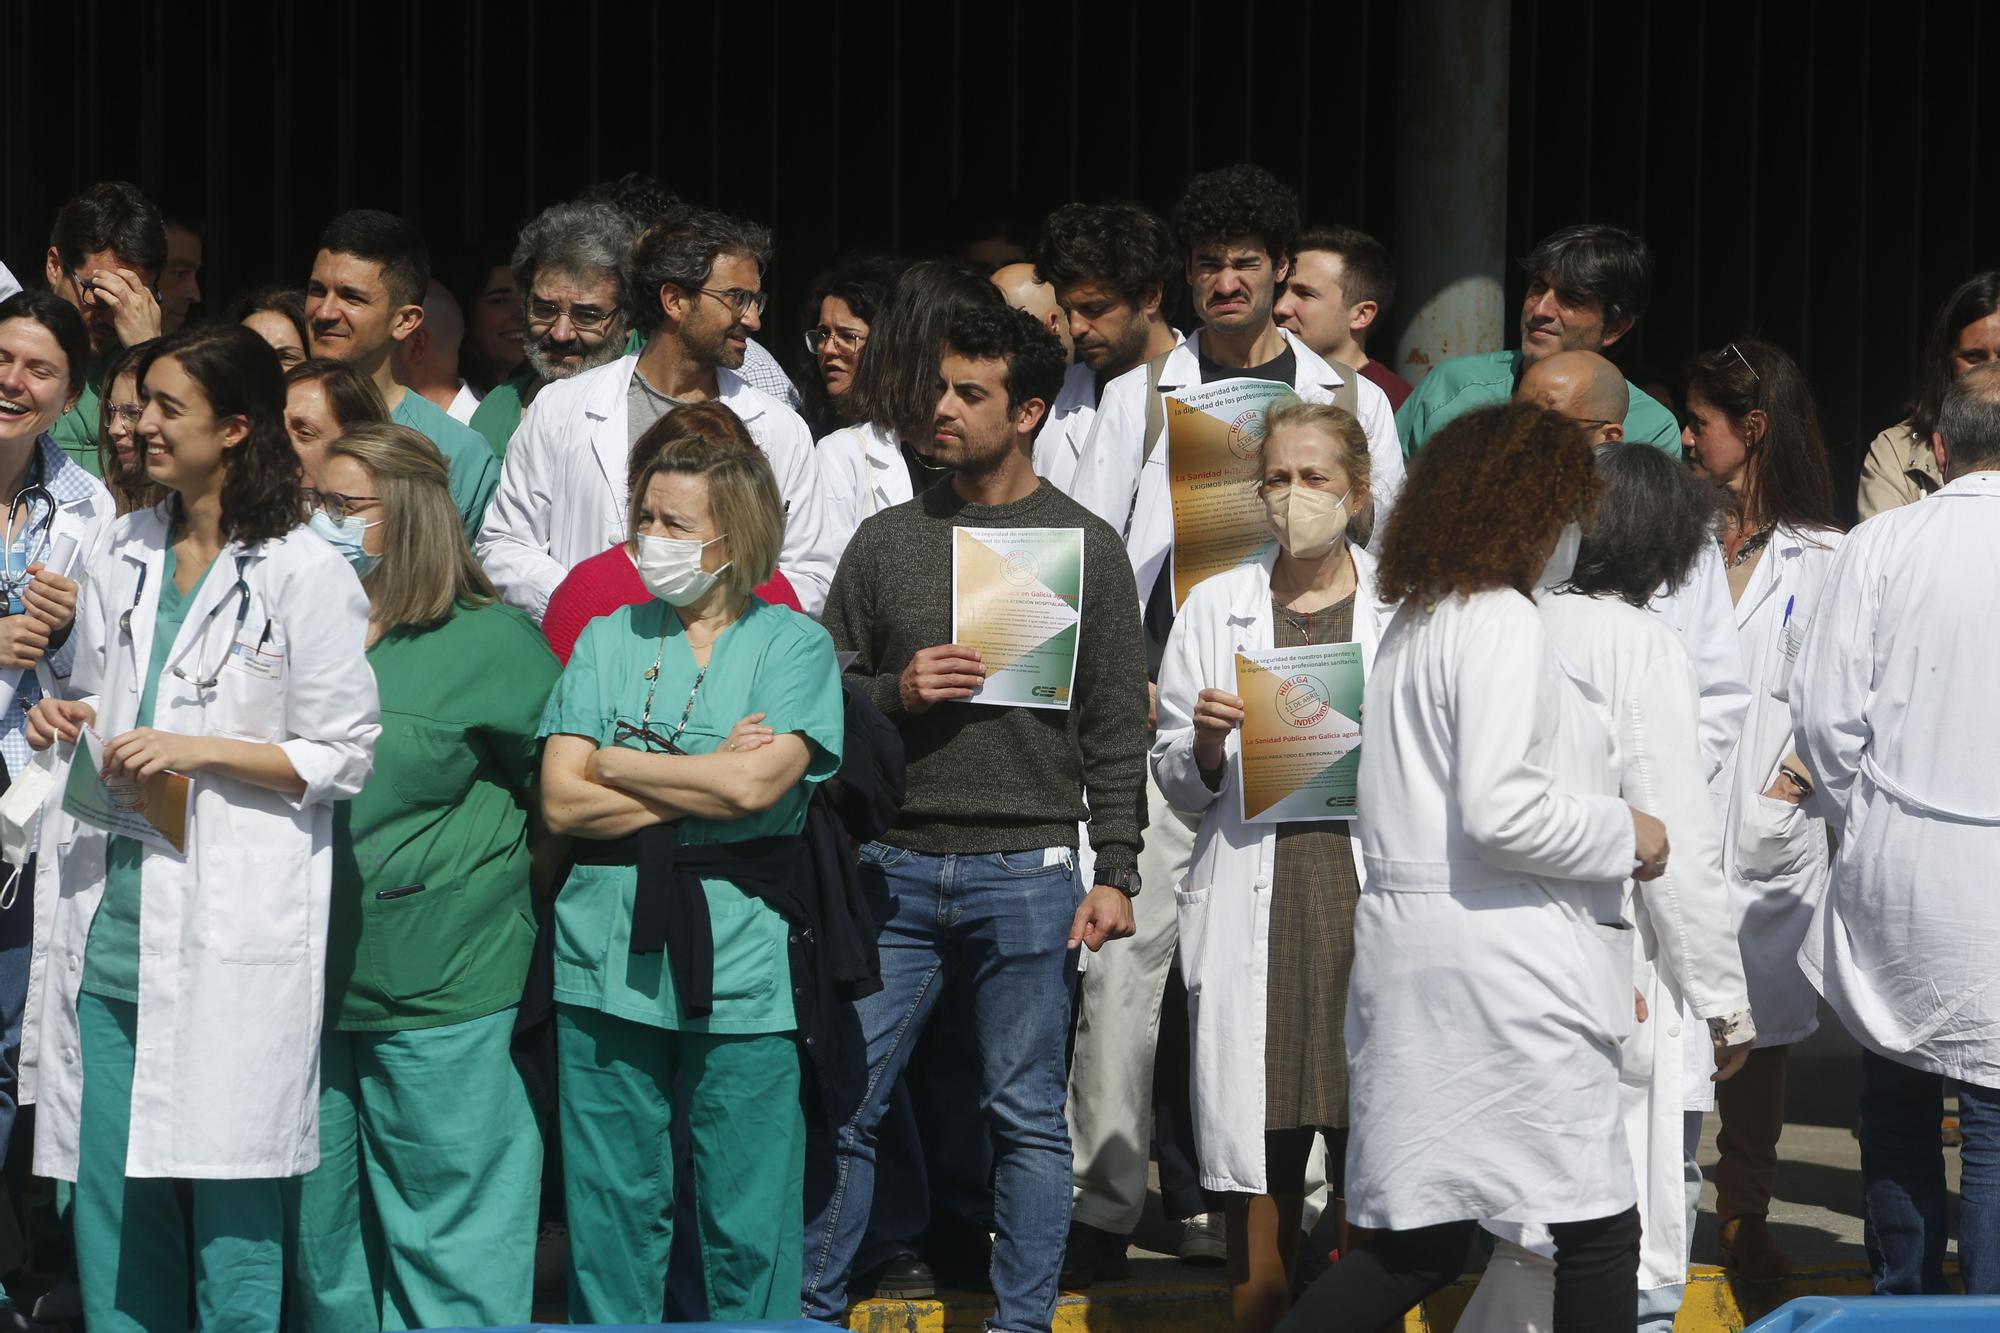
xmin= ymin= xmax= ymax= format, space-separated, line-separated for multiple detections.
xmin=284 ymin=1006 xmax=541 ymax=1332
xmin=75 ymin=993 xmax=284 ymax=1333
xmin=556 ymin=1002 xmax=805 ymax=1322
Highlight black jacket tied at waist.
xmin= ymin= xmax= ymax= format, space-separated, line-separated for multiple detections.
xmin=514 ymin=679 xmax=905 ymax=1123
xmin=575 ymin=824 xmax=804 ymax=1018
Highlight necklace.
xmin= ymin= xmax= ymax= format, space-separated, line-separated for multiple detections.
xmin=1724 ymin=524 xmax=1773 ymax=569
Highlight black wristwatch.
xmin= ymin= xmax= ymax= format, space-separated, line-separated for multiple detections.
xmin=1102 ymin=867 xmax=1142 ymax=898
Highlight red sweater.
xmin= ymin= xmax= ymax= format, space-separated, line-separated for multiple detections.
xmin=540 ymin=545 xmax=803 ymax=665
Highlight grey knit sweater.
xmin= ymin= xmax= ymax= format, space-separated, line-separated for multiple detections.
xmin=823 ymin=480 xmax=1149 ymax=877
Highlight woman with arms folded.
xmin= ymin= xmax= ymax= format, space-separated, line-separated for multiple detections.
xmin=538 ymin=432 xmax=843 ymax=1321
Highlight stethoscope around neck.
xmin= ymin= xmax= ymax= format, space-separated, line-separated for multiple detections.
xmin=121 ymin=554 xmax=254 ymax=693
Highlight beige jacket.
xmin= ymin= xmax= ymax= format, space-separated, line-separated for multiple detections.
xmin=1856 ymin=419 xmax=1942 ymax=520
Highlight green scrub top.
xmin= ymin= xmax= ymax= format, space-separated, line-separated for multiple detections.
xmin=1394 ymin=349 xmax=1683 ymax=459
xmin=389 ymin=390 xmax=501 ymax=540
xmin=327 ymin=601 xmax=560 ymax=1032
xmin=48 ymin=350 xmax=112 ymax=477
xmin=468 ymin=330 xmax=644 ymax=458
xmin=538 ymin=596 xmax=844 ymax=1034
xmin=82 ymin=547 xmax=214 ymax=1000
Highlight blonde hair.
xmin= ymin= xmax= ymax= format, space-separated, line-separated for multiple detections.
xmin=1260 ymin=395 xmax=1373 ymax=496
xmin=627 ymin=433 xmax=784 ymax=607
xmin=323 ymin=423 xmax=497 ymax=631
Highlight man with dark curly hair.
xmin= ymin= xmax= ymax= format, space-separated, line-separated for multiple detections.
xmin=1029 ymin=202 xmax=1182 ymax=493
xmin=1396 ymin=223 xmax=1681 ymax=457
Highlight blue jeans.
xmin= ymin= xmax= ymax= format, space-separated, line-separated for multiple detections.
xmin=804 ymin=845 xmax=1083 ymax=1333
xmin=1860 ymin=1048 xmax=2000 ymax=1293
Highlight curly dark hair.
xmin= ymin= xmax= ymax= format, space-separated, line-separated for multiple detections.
xmin=1376 ymin=403 xmax=1602 ymax=605
xmin=798 ymin=252 xmax=907 ymax=434
xmin=1566 ymin=443 xmax=1720 ymax=606
xmin=1034 ymin=202 xmax=1177 ymax=307
xmin=944 ymin=303 xmax=1067 ymax=434
xmin=1171 ymin=163 xmax=1299 ymax=267
xmin=628 ymin=208 xmax=773 ymax=334
xmin=136 ymin=323 xmax=304 ymax=546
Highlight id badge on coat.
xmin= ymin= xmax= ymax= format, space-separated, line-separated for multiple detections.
xmin=226 ymin=638 xmax=285 ymax=683
xmin=1768 ymin=615 xmax=1806 ymax=703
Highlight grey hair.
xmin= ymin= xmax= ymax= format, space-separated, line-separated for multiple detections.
xmin=511 ymin=200 xmax=637 ymax=306
xmin=1937 ymin=362 xmax=2000 ymax=474
xmin=628 ymin=208 xmax=774 ymax=333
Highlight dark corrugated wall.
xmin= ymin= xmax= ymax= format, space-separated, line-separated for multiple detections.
xmin=7 ymin=0 xmax=1993 ymax=517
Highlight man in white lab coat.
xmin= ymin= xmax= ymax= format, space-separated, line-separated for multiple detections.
xmin=1793 ymin=363 xmax=2000 ymax=1296
xmin=1029 ymin=202 xmax=1181 ymax=496
xmin=476 ymin=208 xmax=837 ymax=620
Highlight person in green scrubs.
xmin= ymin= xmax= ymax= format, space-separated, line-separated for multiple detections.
xmin=540 ymin=433 xmax=844 ymax=1322
xmin=279 ymin=422 xmax=556 ymax=1330
xmin=27 ymin=322 xmax=380 ymax=1333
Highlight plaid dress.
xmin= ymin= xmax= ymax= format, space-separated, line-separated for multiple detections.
xmin=1264 ymin=592 xmax=1363 ymax=1131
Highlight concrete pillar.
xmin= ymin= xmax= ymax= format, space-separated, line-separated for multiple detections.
xmin=1390 ymin=0 xmax=1511 ymax=385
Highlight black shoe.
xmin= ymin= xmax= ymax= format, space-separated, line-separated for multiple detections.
xmin=855 ymin=1252 xmax=937 ymax=1301
xmin=1060 ymin=1222 xmax=1132 ymax=1289
xmin=922 ymin=1212 xmax=995 ymax=1293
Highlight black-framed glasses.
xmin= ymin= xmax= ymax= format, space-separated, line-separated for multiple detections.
xmin=805 ymin=325 xmax=867 ymax=355
xmin=526 ymin=298 xmax=616 ymax=333
xmin=65 ymin=266 xmax=161 ymax=306
xmin=698 ymin=287 xmax=769 ymax=319
xmin=303 ymin=488 xmax=381 ymax=522
xmin=618 ymin=656 xmax=709 ymax=755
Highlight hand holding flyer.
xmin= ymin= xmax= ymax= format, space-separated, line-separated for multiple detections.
xmin=951 ymin=526 xmax=1085 ymax=710
xmin=61 ymin=725 xmax=191 ymax=855
xmin=1235 ymin=643 xmax=1365 ymax=822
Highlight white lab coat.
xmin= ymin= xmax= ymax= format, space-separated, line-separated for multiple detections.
xmin=29 ymin=509 xmax=378 ymax=1180
xmin=475 ymin=352 xmax=838 ymax=620
xmin=1479 ymin=591 xmax=1752 ymax=1292
xmin=1151 ymin=544 xmax=1389 ymax=1194
xmin=1346 ymin=589 xmax=1637 ymax=1230
xmin=1069 ymin=329 xmax=1406 ymax=608
xmin=1715 ymin=522 xmax=1843 ymax=1047
xmin=1794 ymin=474 xmax=2000 ymax=1086
xmin=817 ymin=420 xmax=914 ymax=557
xmin=1033 ymin=337 xmax=1188 ymax=496
xmin=1648 ymin=542 xmax=1752 ymax=782
xmin=15 ymin=462 xmax=119 ymax=1111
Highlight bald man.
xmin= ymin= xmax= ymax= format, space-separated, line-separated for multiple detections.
xmin=394 ymin=278 xmax=483 ymax=423
xmin=991 ymin=261 xmax=1075 ymax=365
xmin=1515 ymin=349 xmax=1629 ymax=445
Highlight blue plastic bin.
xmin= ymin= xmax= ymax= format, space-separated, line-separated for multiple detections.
xmin=1746 ymin=1295 xmax=2000 ymax=1329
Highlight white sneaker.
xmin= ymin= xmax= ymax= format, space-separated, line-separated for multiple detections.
xmin=1178 ymin=1211 xmax=1227 ymax=1265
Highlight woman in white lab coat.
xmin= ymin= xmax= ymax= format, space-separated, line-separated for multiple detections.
xmin=1456 ymin=442 xmax=1758 ymax=1333
xmin=816 ymin=261 xmax=992 ymax=551
xmin=1683 ymin=338 xmax=1844 ymax=1280
xmin=1153 ymin=399 xmax=1388 ymax=1333
xmin=25 ymin=322 xmax=379 ymax=1331
xmin=1278 ymin=403 xmax=1668 ymax=1333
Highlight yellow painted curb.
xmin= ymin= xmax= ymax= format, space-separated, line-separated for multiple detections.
xmin=851 ymin=1263 xmax=1931 ymax=1332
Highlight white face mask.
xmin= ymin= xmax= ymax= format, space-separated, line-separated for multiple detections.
xmin=1536 ymin=521 xmax=1583 ymax=592
xmin=0 ymin=744 xmax=63 ymax=907
xmin=635 ymin=532 xmax=730 ymax=607
xmin=1261 ymin=484 xmax=1351 ymax=559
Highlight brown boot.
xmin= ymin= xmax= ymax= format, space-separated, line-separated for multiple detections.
xmin=1719 ymin=1214 xmax=1793 ymax=1282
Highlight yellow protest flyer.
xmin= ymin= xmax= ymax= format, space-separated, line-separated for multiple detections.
xmin=1165 ymin=376 xmax=1291 ymax=608
xmin=1235 ymin=643 xmax=1364 ymax=822
xmin=951 ymin=526 xmax=1085 ymax=710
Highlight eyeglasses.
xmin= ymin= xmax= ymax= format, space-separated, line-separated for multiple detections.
xmin=697 ymin=287 xmax=769 ymax=319
xmin=525 ymin=298 xmax=617 ymax=334
xmin=66 ymin=267 xmax=161 ymax=306
xmin=1724 ymin=342 xmax=1763 ymax=383
xmin=616 ymin=658 xmax=709 ymax=755
xmin=805 ymin=325 xmax=868 ymax=355
xmin=103 ymin=403 xmax=144 ymax=425
xmin=303 ymin=488 xmax=381 ymax=522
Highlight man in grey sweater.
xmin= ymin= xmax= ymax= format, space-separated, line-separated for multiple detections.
xmin=805 ymin=304 xmax=1149 ymax=1333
